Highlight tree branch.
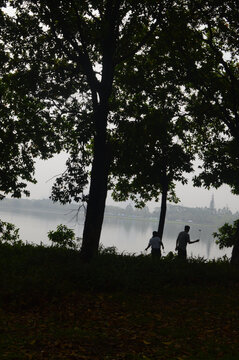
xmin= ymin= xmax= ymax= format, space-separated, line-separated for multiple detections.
xmin=204 ymin=23 xmax=239 ymax=134
xmin=115 ymin=2 xmax=166 ymax=66
xmin=44 ymin=2 xmax=100 ymax=106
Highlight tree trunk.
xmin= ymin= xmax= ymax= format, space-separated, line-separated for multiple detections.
xmin=80 ymin=104 xmax=110 ymax=261
xmin=80 ymin=18 xmax=116 ymax=260
xmin=157 ymin=183 xmax=168 ymax=240
xmin=231 ymin=234 xmax=239 ymax=265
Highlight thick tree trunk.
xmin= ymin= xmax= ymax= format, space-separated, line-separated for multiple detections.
xmin=80 ymin=104 xmax=110 ymax=261
xmin=231 ymin=235 xmax=239 ymax=265
xmin=80 ymin=26 xmax=115 ymax=260
xmin=157 ymin=183 xmax=168 ymax=240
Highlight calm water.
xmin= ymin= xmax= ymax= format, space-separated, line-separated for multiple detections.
xmin=0 ymin=208 xmax=231 ymax=260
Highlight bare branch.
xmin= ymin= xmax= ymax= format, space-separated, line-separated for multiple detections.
xmin=45 ymin=170 xmax=67 ymax=183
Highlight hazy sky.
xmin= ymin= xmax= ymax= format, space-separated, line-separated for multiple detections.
xmin=24 ymin=152 xmax=239 ymax=213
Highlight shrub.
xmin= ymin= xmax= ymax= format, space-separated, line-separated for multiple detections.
xmin=213 ymin=219 xmax=239 ymax=249
xmin=0 ymin=219 xmax=24 ymax=246
xmin=98 ymin=244 xmax=118 ymax=255
xmin=48 ymin=224 xmax=80 ymax=250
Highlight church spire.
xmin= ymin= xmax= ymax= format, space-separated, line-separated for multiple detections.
xmin=210 ymin=194 xmax=215 ymax=211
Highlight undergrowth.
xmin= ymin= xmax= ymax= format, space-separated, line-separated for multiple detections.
xmin=0 ymin=242 xmax=237 ymax=309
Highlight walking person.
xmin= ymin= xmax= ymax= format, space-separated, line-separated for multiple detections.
xmin=145 ymin=231 xmax=164 ymax=258
xmin=175 ymin=225 xmax=199 ymax=260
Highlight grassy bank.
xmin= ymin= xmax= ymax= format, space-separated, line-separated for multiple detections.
xmin=0 ymin=243 xmax=239 ymax=359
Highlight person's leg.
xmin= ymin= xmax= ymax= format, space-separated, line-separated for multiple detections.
xmin=178 ymin=249 xmax=187 ymax=260
xmin=152 ymin=248 xmax=161 ymax=258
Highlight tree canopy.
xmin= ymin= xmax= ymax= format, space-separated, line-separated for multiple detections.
xmin=108 ymin=34 xmax=196 ymax=238
xmin=170 ymin=1 xmax=239 ymax=193
xmin=0 ymin=6 xmax=66 ymax=199
xmin=2 ymin=0 xmax=178 ymax=259
xmin=1 ymin=0 xmax=239 ymax=261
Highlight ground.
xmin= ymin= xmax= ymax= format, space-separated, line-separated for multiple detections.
xmin=1 ymin=285 xmax=239 ymax=360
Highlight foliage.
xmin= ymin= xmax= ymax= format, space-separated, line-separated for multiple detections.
xmin=213 ymin=219 xmax=239 ymax=249
xmin=2 ymin=0 xmax=239 ymax=259
xmin=51 ymin=151 xmax=90 ymax=204
xmin=110 ymin=108 xmax=194 ymax=207
xmin=171 ymin=1 xmax=239 ymax=193
xmin=1 ymin=239 xmax=239 ymax=359
xmin=0 ymin=219 xmax=23 ymax=246
xmin=162 ymin=250 xmax=177 ymax=261
xmin=48 ymin=224 xmax=79 ymax=250
xmin=0 ymin=240 xmax=236 ymax=305
xmin=1 ymin=241 xmax=239 ymax=360
xmin=193 ymin=137 xmax=239 ymax=194
xmin=98 ymin=244 xmax=118 ymax=256
xmin=106 ymin=6 xmax=200 ymax=239
xmin=0 ymin=6 xmax=69 ymax=199
xmin=1 ymin=0 xmax=181 ymax=259
xmin=110 ymin=17 xmax=195 ymax=208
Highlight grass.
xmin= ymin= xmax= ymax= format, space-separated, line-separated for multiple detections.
xmin=0 ymin=243 xmax=239 ymax=359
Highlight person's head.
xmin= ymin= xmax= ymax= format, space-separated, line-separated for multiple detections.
xmin=184 ymin=225 xmax=190 ymax=233
xmin=153 ymin=231 xmax=158 ymax=237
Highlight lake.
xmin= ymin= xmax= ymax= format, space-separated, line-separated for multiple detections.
xmin=0 ymin=208 xmax=232 ymax=260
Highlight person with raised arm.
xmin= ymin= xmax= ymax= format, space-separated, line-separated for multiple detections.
xmin=175 ymin=225 xmax=199 ymax=260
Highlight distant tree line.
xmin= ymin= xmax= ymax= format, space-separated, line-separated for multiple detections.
xmin=106 ymin=203 xmax=239 ymax=226
xmin=0 ymin=198 xmax=238 ymax=227
xmin=0 ymin=198 xmax=75 ymax=212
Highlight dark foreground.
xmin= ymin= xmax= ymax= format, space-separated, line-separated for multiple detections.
xmin=0 ymin=244 xmax=238 ymax=359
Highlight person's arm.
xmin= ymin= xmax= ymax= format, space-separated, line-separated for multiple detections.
xmin=145 ymin=240 xmax=151 ymax=251
xmin=189 ymin=239 xmax=200 ymax=244
xmin=187 ymin=233 xmax=199 ymax=244
xmin=175 ymin=235 xmax=179 ymax=250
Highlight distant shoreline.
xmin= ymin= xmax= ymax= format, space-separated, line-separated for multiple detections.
xmin=0 ymin=197 xmax=238 ymax=227
xmin=0 ymin=205 xmax=227 ymax=229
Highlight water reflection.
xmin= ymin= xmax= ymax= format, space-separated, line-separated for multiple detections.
xmin=0 ymin=209 xmax=232 ymax=260
xmin=101 ymin=217 xmax=231 ymax=259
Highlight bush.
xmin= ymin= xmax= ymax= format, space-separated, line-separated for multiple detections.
xmin=213 ymin=219 xmax=239 ymax=249
xmin=0 ymin=219 xmax=24 ymax=246
xmin=48 ymin=224 xmax=81 ymax=250
xmin=98 ymin=244 xmax=118 ymax=255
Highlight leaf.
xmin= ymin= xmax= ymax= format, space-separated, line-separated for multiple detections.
xmin=162 ymin=341 xmax=173 ymax=346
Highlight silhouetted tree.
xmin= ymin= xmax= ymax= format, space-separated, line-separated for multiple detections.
xmin=111 ymin=112 xmax=194 ymax=240
xmin=0 ymin=7 xmax=64 ymax=199
xmin=176 ymin=1 xmax=239 ymax=262
xmin=110 ymin=29 xmax=195 ymax=240
xmin=2 ymin=0 xmax=176 ymax=260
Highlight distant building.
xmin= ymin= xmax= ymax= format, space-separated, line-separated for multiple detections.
xmin=209 ymin=194 xmax=215 ymax=213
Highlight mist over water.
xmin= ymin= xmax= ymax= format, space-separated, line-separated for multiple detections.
xmin=0 ymin=208 xmax=231 ymax=260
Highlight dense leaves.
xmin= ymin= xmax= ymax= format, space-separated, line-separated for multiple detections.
xmin=109 ymin=22 xmax=196 ymax=237
xmin=175 ymin=1 xmax=239 ymax=193
xmin=0 ymin=5 xmax=75 ymax=198
xmin=1 ymin=0 xmax=239 ymax=259
xmin=47 ymin=224 xmax=78 ymax=249
xmin=110 ymin=48 xmax=195 ymax=205
xmin=0 ymin=219 xmax=22 ymax=245
xmin=2 ymin=0 xmax=178 ymax=258
xmin=213 ymin=219 xmax=239 ymax=249
xmin=51 ymin=151 xmax=90 ymax=204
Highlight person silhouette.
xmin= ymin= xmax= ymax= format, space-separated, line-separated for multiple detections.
xmin=175 ymin=225 xmax=199 ymax=260
xmin=145 ymin=231 xmax=164 ymax=258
